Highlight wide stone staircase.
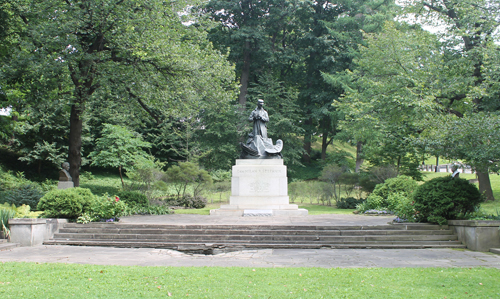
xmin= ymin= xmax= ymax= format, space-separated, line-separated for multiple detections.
xmin=44 ymin=222 xmax=465 ymax=253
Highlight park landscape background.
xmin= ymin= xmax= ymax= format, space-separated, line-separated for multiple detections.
xmin=0 ymin=0 xmax=500 ymax=297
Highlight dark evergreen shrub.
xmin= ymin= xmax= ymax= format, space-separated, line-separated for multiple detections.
xmin=37 ymin=187 xmax=97 ymax=219
xmin=336 ymin=197 xmax=365 ymax=209
xmin=413 ymin=176 xmax=482 ymax=225
xmin=117 ymin=191 xmax=149 ymax=207
xmin=3 ymin=184 xmax=45 ymax=210
xmin=182 ymin=196 xmax=207 ymax=209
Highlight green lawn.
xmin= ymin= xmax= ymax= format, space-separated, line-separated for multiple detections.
xmin=0 ymin=263 xmax=498 ymax=298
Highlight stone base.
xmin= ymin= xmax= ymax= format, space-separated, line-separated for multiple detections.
xmin=9 ymin=218 xmax=68 ymax=246
xmin=448 ymin=220 xmax=500 ymax=252
xmin=210 ymin=208 xmax=308 ymax=216
xmin=210 ymin=159 xmax=308 ymax=216
xmin=58 ymin=181 xmax=74 ymax=189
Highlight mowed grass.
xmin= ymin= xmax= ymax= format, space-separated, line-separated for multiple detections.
xmin=1 ymin=262 xmax=499 ymax=298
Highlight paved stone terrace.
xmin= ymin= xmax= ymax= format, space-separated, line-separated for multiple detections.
xmin=1 ymin=214 xmax=500 ymax=268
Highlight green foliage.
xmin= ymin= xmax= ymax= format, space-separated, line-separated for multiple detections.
xmin=336 ymin=197 xmax=365 ymax=209
xmin=210 ymin=170 xmax=232 ymax=183
xmin=122 ymin=204 xmax=172 ymax=216
xmin=125 ymin=158 xmax=166 ymax=187
xmin=413 ymin=176 xmax=483 ymax=225
xmin=2 ymin=184 xmax=45 ymax=210
xmin=416 ymin=113 xmax=500 ymax=173
xmin=166 ymin=162 xmax=213 ymax=200
xmin=90 ymin=196 xmax=127 ymax=221
xmin=0 ymin=205 xmax=16 ymax=236
xmin=392 ymin=193 xmax=417 ymax=222
xmin=0 ymin=168 xmax=32 ymax=191
xmin=357 ymin=175 xmax=418 ymax=212
xmin=88 ymin=124 xmax=152 ymax=187
xmin=37 ymin=188 xmax=97 ymax=219
xmin=320 ymin=164 xmax=345 ymax=203
xmin=116 ymin=191 xmax=149 ymax=208
xmin=371 ymin=176 xmax=418 ymax=202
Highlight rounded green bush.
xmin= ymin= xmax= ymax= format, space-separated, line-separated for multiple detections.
xmin=413 ymin=176 xmax=482 ymax=225
xmin=117 ymin=191 xmax=149 ymax=208
xmin=37 ymin=187 xmax=97 ymax=219
xmin=360 ymin=175 xmax=418 ymax=212
xmin=371 ymin=175 xmax=418 ymax=200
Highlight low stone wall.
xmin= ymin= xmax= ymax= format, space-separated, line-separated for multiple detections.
xmin=448 ymin=220 xmax=500 ymax=252
xmin=8 ymin=218 xmax=68 ymax=247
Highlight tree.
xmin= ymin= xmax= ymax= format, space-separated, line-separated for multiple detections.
xmin=398 ymin=0 xmax=500 ymax=200
xmin=3 ymin=0 xmax=235 ymax=186
xmin=416 ymin=113 xmax=500 ymax=200
xmin=336 ymin=22 xmax=442 ymax=178
xmin=166 ymin=161 xmax=213 ymax=200
xmin=88 ymin=124 xmax=152 ymax=188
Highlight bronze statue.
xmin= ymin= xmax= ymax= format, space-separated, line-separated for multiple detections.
xmin=240 ymin=99 xmax=283 ymax=159
xmin=59 ymin=162 xmax=72 ymax=181
xmin=249 ymin=99 xmax=269 ymax=138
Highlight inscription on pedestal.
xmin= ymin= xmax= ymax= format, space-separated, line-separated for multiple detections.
xmin=249 ymin=180 xmax=270 ymax=193
xmin=235 ymin=168 xmax=285 ymax=175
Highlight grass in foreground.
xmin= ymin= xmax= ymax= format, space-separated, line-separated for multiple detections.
xmin=0 ymin=263 xmax=499 ymax=298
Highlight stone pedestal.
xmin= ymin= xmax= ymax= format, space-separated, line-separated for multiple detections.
xmin=58 ymin=181 xmax=74 ymax=189
xmin=210 ymin=159 xmax=308 ymax=216
xmin=9 ymin=218 xmax=68 ymax=246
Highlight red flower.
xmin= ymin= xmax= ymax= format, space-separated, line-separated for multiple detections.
xmin=115 ymin=196 xmax=120 ymax=202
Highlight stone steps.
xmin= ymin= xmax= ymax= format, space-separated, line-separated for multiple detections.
xmin=45 ymin=222 xmax=466 ymax=251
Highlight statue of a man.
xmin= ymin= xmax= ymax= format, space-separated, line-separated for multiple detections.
xmin=248 ymin=99 xmax=269 ymax=139
xmin=59 ymin=162 xmax=72 ymax=181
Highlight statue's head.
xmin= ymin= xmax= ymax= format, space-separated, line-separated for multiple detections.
xmin=62 ymin=162 xmax=70 ymax=171
xmin=257 ymin=99 xmax=264 ymax=108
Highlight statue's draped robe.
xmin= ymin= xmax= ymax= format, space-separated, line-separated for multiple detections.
xmin=249 ymin=108 xmax=269 ymax=138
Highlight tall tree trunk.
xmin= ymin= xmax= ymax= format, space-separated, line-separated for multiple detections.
xmin=321 ymin=131 xmax=328 ymax=161
xmin=435 ymin=156 xmax=439 ymax=172
xmin=238 ymin=42 xmax=251 ymax=110
xmin=119 ymin=165 xmax=124 ymax=188
xmin=68 ymin=104 xmax=83 ymax=187
xmin=477 ymin=169 xmax=495 ymax=201
xmin=355 ymin=141 xmax=363 ymax=173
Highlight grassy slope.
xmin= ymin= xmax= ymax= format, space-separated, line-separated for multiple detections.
xmin=1 ymin=263 xmax=499 ymax=298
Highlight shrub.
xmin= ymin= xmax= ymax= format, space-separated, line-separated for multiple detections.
xmin=2 ymin=184 xmax=45 ymax=210
xmin=371 ymin=175 xmax=418 ymax=200
xmin=181 ymin=196 xmax=207 ymax=209
xmin=336 ymin=197 xmax=365 ymax=209
xmin=413 ymin=176 xmax=482 ymax=225
xmin=117 ymin=191 xmax=149 ymax=208
xmin=357 ymin=175 xmax=418 ymax=213
xmin=393 ymin=194 xmax=417 ymax=222
xmin=90 ymin=195 xmax=127 ymax=221
xmin=37 ymin=187 xmax=97 ymax=219
xmin=122 ymin=204 xmax=172 ymax=216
